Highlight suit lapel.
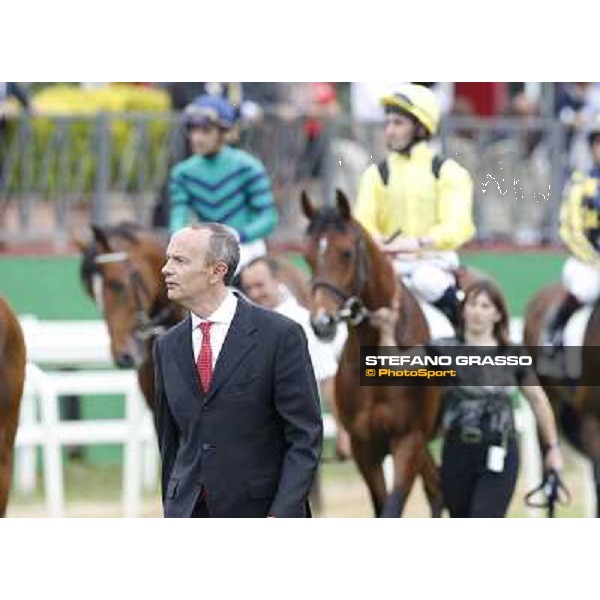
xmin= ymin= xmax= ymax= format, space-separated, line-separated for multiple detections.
xmin=172 ymin=315 xmax=205 ymax=400
xmin=204 ymin=296 xmax=258 ymax=406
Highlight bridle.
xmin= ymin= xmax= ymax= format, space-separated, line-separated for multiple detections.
xmin=310 ymin=229 xmax=373 ymax=327
xmin=94 ymin=250 xmax=175 ymax=342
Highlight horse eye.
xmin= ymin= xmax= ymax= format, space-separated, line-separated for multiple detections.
xmin=340 ymin=249 xmax=353 ymax=261
xmin=106 ymin=279 xmax=127 ymax=294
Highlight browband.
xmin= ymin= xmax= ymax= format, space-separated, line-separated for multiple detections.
xmin=94 ymin=251 xmax=129 ymax=265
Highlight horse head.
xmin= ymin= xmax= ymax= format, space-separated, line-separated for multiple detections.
xmin=301 ymin=189 xmax=397 ymax=341
xmin=77 ymin=223 xmax=177 ymax=369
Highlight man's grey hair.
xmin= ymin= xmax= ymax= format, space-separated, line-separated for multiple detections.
xmin=192 ymin=223 xmax=240 ymax=285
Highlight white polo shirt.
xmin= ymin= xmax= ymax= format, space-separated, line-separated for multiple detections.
xmin=274 ymin=291 xmax=339 ymax=382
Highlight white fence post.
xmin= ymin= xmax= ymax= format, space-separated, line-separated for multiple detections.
xmin=16 ymin=363 xmax=157 ymax=517
xmin=123 ymin=379 xmax=144 ymax=518
xmin=15 ymin=318 xmax=159 ymax=517
xmin=38 ymin=371 xmax=65 ymax=518
xmin=142 ymin=415 xmax=159 ymax=492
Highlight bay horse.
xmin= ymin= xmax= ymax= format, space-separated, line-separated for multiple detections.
xmin=0 ymin=296 xmax=26 ymax=517
xmin=78 ymin=223 xmax=185 ymax=410
xmin=78 ymin=222 xmax=313 ymax=410
xmin=524 ymin=284 xmax=600 ymax=516
xmin=302 ymin=190 xmax=446 ymax=517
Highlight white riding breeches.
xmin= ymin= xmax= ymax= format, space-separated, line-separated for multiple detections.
xmin=562 ymin=256 xmax=600 ymax=304
xmin=393 ymin=251 xmax=459 ymax=303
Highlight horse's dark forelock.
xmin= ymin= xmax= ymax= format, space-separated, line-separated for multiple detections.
xmin=80 ymin=222 xmax=143 ymax=294
xmin=103 ymin=222 xmax=143 ymax=242
xmin=80 ymin=243 xmax=98 ymax=295
xmin=306 ymin=207 xmax=350 ymax=236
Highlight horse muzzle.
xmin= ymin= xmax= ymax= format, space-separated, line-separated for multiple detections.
xmin=311 ymin=313 xmax=338 ymax=342
xmin=114 ymin=337 xmax=146 ymax=370
xmin=115 ymin=352 xmax=135 ymax=369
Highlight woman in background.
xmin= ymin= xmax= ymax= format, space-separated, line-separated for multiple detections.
xmin=372 ymin=280 xmax=563 ymax=517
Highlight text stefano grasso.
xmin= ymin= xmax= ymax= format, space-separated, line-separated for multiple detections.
xmin=364 ymin=355 xmax=533 ymax=367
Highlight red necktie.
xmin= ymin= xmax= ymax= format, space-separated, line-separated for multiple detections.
xmin=197 ymin=322 xmax=213 ymax=393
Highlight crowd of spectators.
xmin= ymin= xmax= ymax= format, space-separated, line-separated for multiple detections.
xmin=3 ymin=82 xmax=600 ymax=245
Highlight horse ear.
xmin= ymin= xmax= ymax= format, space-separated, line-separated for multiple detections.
xmin=301 ymin=191 xmax=317 ymax=220
xmin=336 ymin=189 xmax=352 ymax=221
xmin=91 ymin=224 xmax=111 ymax=252
xmin=70 ymin=226 xmax=91 ymax=253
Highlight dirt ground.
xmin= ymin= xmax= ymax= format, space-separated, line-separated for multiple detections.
xmin=6 ymin=442 xmax=593 ymax=518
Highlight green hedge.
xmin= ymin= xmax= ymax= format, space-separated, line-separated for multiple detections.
xmin=3 ymin=84 xmax=174 ymax=197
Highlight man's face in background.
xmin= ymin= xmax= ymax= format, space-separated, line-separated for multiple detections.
xmin=384 ymin=111 xmax=418 ymax=153
xmin=188 ymin=123 xmax=224 ymax=156
xmin=241 ymin=261 xmax=281 ymax=309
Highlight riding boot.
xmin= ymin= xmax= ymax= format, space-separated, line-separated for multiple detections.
xmin=547 ymin=293 xmax=582 ymax=347
xmin=433 ymin=286 xmax=461 ymax=328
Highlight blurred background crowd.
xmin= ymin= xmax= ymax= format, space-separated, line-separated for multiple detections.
xmin=2 ymin=81 xmax=600 ymax=250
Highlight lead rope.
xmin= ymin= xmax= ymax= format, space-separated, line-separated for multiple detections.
xmin=525 ymin=469 xmax=571 ymax=517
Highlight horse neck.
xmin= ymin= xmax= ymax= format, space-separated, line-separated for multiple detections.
xmin=358 ymin=226 xmax=398 ymax=310
xmin=341 ymin=226 xmax=398 ymax=347
xmin=351 ymin=225 xmax=428 ymax=348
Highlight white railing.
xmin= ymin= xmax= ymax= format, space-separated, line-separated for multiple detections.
xmin=19 ymin=316 xmax=113 ymax=366
xmin=14 ymin=316 xmax=158 ymax=518
xmin=15 ymin=316 xmax=589 ymax=518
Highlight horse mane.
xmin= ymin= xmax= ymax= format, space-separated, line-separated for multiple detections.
xmin=306 ymin=207 xmax=350 ymax=235
xmin=101 ymin=221 xmax=143 ymax=240
xmin=0 ymin=302 xmax=6 ymax=359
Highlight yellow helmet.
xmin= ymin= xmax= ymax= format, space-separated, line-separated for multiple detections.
xmin=381 ymin=84 xmax=440 ymax=136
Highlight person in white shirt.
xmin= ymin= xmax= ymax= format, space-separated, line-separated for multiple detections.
xmin=240 ymin=256 xmax=351 ymax=458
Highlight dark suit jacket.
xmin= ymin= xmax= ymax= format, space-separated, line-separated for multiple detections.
xmin=153 ymin=294 xmax=323 ymax=518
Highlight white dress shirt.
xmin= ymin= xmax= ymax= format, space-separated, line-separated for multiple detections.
xmin=191 ymin=291 xmax=238 ymax=369
xmin=274 ymin=289 xmax=338 ymax=382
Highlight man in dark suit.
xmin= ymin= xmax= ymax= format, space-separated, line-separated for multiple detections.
xmin=154 ymin=223 xmax=322 ymax=517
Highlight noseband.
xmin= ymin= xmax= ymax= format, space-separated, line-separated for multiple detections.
xmin=94 ymin=251 xmax=174 ymax=341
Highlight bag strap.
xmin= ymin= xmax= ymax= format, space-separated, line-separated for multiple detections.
xmin=432 ymin=154 xmax=446 ymax=179
xmin=377 ymin=154 xmax=447 ymax=187
xmin=377 ymin=159 xmax=390 ymax=186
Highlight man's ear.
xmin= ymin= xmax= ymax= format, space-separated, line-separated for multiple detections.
xmin=213 ymin=262 xmax=229 ymax=283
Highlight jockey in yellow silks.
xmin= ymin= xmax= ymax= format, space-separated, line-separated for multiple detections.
xmin=548 ymin=118 xmax=600 ymax=346
xmin=354 ymin=83 xmax=475 ymax=326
